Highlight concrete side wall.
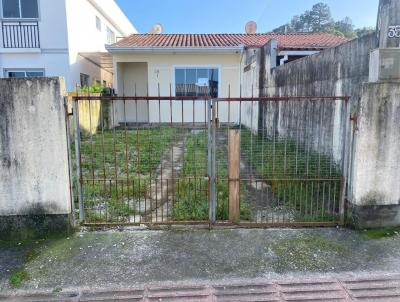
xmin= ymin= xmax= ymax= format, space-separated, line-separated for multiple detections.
xmin=238 ymin=0 xmax=399 ymax=228
xmin=352 ymin=82 xmax=400 ymax=206
xmin=369 ymin=48 xmax=400 ymax=82
xmin=348 ymin=81 xmax=400 ymax=228
xmin=241 ymin=47 xmax=262 ymax=131
xmin=250 ymin=36 xmax=375 ymax=168
xmin=240 ymin=39 xmax=278 ymax=131
xmin=246 ymin=0 xmax=400 ymax=227
xmin=377 ymin=0 xmax=400 ymax=48
xmin=0 ymin=78 xmax=71 ymax=216
xmin=266 ymin=34 xmax=376 ymax=106
xmin=67 ymin=94 xmax=103 ymax=136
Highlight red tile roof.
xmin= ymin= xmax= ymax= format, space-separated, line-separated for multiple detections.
xmin=113 ymin=33 xmax=348 ymax=50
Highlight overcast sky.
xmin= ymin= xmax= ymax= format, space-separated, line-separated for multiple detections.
xmin=115 ymin=0 xmax=380 ymax=34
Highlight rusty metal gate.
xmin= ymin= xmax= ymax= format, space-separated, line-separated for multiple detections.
xmin=69 ymin=93 xmax=350 ymax=227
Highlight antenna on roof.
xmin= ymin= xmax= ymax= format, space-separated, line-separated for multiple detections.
xmin=149 ymin=23 xmax=163 ymax=34
xmin=245 ymin=21 xmax=257 ymax=34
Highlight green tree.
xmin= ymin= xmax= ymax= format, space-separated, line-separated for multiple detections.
xmin=271 ymin=2 xmax=375 ymax=40
xmin=334 ymin=17 xmax=357 ymax=39
xmin=273 ymin=24 xmax=292 ymax=34
xmin=290 ymin=16 xmax=302 ymax=32
xmin=300 ymin=11 xmax=314 ymax=32
xmin=309 ymin=3 xmax=334 ymax=32
xmin=355 ymin=27 xmax=375 ymax=38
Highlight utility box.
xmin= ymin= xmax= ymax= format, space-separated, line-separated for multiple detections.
xmin=369 ymin=48 xmax=400 ymax=82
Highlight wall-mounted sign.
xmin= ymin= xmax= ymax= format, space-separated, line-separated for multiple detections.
xmin=388 ymin=26 xmax=400 ymax=38
xmin=196 ymin=78 xmax=209 ymax=87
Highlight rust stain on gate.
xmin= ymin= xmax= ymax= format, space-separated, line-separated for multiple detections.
xmin=70 ymin=92 xmax=351 ymax=227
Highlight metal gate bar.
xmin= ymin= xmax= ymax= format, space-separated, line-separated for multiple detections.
xmin=70 ymin=93 xmax=350 ymax=227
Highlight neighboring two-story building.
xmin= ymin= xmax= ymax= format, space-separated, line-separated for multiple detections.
xmin=0 ymin=0 xmax=137 ymax=91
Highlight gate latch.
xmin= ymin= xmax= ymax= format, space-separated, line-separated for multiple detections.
xmin=350 ymin=114 xmax=358 ymax=131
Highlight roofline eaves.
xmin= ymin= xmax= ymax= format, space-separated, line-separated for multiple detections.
xmin=105 ymin=45 xmax=245 ymax=54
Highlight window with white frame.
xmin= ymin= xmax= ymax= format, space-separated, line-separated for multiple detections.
xmin=175 ymin=68 xmax=219 ymax=97
xmin=5 ymin=69 xmax=44 ymax=77
xmin=106 ymin=26 xmax=115 ymax=44
xmin=2 ymin=0 xmax=39 ymax=18
xmin=95 ymin=16 xmax=101 ymax=31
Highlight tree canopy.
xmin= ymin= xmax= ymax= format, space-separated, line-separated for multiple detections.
xmin=272 ymin=2 xmax=375 ymax=39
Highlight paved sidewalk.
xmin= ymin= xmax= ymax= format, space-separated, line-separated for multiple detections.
xmin=1 ymin=227 xmax=400 ymax=299
xmin=1 ymin=274 xmax=400 ymax=301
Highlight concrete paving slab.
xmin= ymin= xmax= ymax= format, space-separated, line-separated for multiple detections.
xmin=1 ymin=228 xmax=400 ymax=294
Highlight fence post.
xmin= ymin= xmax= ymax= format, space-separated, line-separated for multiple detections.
xmin=339 ymin=97 xmax=351 ymax=225
xmin=208 ymin=98 xmax=217 ymax=223
xmin=229 ymin=129 xmax=241 ymax=223
xmin=64 ymin=97 xmax=76 ymax=225
xmin=72 ymin=97 xmax=85 ymax=222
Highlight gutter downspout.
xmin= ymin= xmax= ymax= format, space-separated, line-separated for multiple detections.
xmin=239 ymin=45 xmax=245 ymax=97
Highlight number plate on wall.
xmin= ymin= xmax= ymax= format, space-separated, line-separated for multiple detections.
xmin=388 ymin=26 xmax=400 ymax=38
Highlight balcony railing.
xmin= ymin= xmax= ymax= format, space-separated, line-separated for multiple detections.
xmin=2 ymin=21 xmax=40 ymax=48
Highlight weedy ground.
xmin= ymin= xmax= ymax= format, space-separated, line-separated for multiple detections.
xmin=171 ymin=130 xmax=252 ymax=221
xmin=240 ymin=128 xmax=341 ymax=222
xmin=71 ymin=128 xmax=176 ymax=222
xmin=360 ymin=227 xmax=400 ymax=239
xmin=71 ymin=127 xmax=342 ymax=223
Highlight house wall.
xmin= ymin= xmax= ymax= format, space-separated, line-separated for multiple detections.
xmin=0 ymin=0 xmax=136 ymax=91
xmin=112 ymin=53 xmax=241 ymax=124
xmin=115 ymin=62 xmax=149 ymax=123
xmin=0 ymin=0 xmax=70 ymax=83
xmin=0 ymin=77 xmax=72 ymax=240
xmin=65 ymin=0 xmax=137 ymax=90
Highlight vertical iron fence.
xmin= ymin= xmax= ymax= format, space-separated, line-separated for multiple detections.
xmin=70 ymin=91 xmax=350 ymax=227
xmin=215 ymin=96 xmax=350 ymax=226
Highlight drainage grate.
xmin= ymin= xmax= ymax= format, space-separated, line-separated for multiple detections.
xmin=2 ymin=275 xmax=400 ymax=302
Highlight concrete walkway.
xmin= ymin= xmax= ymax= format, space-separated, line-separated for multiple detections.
xmin=1 ymin=228 xmax=400 ymax=298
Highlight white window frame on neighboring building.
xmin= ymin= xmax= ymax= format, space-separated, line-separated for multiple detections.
xmin=4 ymin=68 xmax=45 ymax=77
xmin=1 ymin=0 xmax=40 ymax=19
xmin=172 ymin=65 xmax=222 ymax=98
xmin=106 ymin=26 xmax=115 ymax=44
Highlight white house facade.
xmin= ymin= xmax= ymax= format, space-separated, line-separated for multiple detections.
xmin=106 ymin=33 xmax=348 ymax=125
xmin=0 ymin=0 xmax=137 ymax=91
